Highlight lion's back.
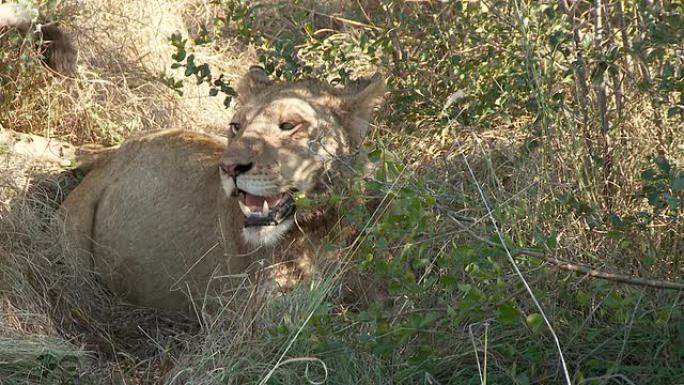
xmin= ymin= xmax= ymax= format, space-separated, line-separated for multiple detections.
xmin=62 ymin=129 xmax=245 ymax=312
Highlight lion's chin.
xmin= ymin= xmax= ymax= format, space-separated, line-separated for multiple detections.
xmin=241 ymin=218 xmax=295 ymax=247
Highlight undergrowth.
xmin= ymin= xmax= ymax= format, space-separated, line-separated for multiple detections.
xmin=2 ymin=0 xmax=684 ymax=384
xmin=157 ymin=1 xmax=684 ymax=384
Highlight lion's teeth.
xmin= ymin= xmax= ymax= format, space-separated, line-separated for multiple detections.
xmin=238 ymin=200 xmax=251 ymax=215
xmin=263 ymin=200 xmax=270 ymax=216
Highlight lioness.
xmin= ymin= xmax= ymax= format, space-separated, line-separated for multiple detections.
xmin=60 ymin=67 xmax=385 ymax=314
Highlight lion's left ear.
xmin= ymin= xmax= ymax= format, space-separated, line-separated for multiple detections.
xmin=340 ymin=73 xmax=386 ymax=145
xmin=236 ymin=66 xmax=273 ymax=104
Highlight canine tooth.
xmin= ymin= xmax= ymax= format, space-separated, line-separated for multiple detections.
xmin=238 ymin=200 xmax=251 ymax=215
xmin=263 ymin=200 xmax=270 ymax=215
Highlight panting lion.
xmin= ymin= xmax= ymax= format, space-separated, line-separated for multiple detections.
xmin=60 ymin=67 xmax=385 ymax=314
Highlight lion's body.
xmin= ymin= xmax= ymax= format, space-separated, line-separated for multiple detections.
xmin=60 ymin=68 xmax=384 ymax=314
xmin=62 ymin=130 xmax=247 ymax=312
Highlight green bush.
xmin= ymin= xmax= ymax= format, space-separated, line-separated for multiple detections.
xmin=165 ymin=1 xmax=684 ymax=384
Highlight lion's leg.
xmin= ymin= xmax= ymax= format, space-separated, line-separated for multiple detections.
xmin=58 ymin=164 xmax=110 ymax=271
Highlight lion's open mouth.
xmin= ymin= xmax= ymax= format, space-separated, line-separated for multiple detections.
xmin=237 ymin=190 xmax=295 ymax=227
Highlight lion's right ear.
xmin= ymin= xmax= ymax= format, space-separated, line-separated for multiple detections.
xmin=339 ymin=73 xmax=386 ymax=145
xmin=236 ymin=66 xmax=273 ymax=104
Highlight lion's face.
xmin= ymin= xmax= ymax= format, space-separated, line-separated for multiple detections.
xmin=219 ymin=68 xmax=384 ymax=246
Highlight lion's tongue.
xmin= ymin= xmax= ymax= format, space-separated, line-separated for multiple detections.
xmin=244 ymin=193 xmax=283 ymax=213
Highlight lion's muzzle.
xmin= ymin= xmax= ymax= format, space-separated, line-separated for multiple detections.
xmin=237 ymin=191 xmax=295 ymax=227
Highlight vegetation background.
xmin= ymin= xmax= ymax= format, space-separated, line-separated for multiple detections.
xmin=1 ymin=0 xmax=683 ymax=384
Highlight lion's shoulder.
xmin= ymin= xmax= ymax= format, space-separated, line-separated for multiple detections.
xmin=116 ymin=129 xmax=227 ymax=161
xmin=76 ymin=129 xmax=226 ymax=174
xmin=130 ymin=129 xmax=226 ymax=149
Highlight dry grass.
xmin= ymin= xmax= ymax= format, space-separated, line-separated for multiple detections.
xmin=0 ymin=0 xmax=258 ymax=382
xmin=1 ymin=0 xmax=256 ymax=143
xmin=0 ymin=153 xmax=201 ymax=383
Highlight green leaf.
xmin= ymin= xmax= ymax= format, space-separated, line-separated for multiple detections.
xmin=457 ymin=283 xmax=471 ymax=293
xmin=576 ymin=290 xmax=590 ymax=306
xmin=641 ymin=169 xmax=656 ymax=180
xmin=440 ymin=275 xmax=458 ymax=292
xmin=668 ymin=106 xmax=683 ymax=118
xmin=368 ymin=148 xmax=382 ymax=162
xmin=667 ymin=196 xmax=681 ymax=211
xmin=497 ymin=303 xmax=519 ymax=325
xmin=199 ymin=64 xmax=211 ymax=79
xmin=545 ymin=232 xmax=557 ymax=249
xmin=425 ymin=194 xmax=435 ymax=207
xmin=515 ymin=372 xmax=531 ymax=385
xmin=604 ymin=292 xmax=622 ymax=309
xmin=526 ymin=313 xmax=544 ymax=334
xmin=304 ymin=23 xmax=314 ymax=36
xmin=655 ymin=156 xmax=671 ymax=174
xmin=366 ymin=180 xmax=383 ymax=192
xmin=416 ymin=312 xmax=440 ymax=329
xmin=673 ymin=175 xmax=684 ymax=192
xmin=172 ymin=50 xmax=186 ymax=62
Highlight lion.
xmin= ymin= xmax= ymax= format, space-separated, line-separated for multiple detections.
xmin=60 ymin=67 xmax=385 ymax=314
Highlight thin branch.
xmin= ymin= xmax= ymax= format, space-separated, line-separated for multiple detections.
xmin=446 ymin=213 xmax=684 ymax=291
xmin=560 ymin=0 xmax=594 ymax=160
xmin=522 ymin=250 xmax=684 ymax=291
xmin=614 ymin=0 xmax=634 ymax=78
xmin=604 ymin=1 xmax=624 ymax=122
xmin=289 ymin=4 xmax=383 ymax=31
xmin=633 ymin=1 xmax=666 ymax=145
xmin=593 ymin=0 xmax=614 ymax=209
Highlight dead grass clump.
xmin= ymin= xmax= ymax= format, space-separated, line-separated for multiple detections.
xmin=2 ymin=0 xmax=258 ymax=143
xmin=0 ymin=154 xmax=88 ymax=382
xmin=0 ymin=152 xmax=202 ymax=383
xmin=0 ymin=0 xmax=264 ymax=381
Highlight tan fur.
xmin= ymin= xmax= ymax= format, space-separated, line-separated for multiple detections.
xmin=60 ymin=68 xmax=384 ymax=314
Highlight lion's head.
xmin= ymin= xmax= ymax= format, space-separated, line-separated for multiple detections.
xmin=219 ymin=67 xmax=385 ymax=246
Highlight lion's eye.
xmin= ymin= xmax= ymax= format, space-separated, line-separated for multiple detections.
xmin=279 ymin=122 xmax=297 ymax=131
xmin=229 ymin=122 xmax=241 ymax=136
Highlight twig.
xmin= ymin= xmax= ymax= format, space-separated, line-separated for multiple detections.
xmin=604 ymin=1 xmax=624 ymax=123
xmin=614 ymin=0 xmax=634 ymax=78
xmin=468 ymin=322 xmax=488 ymax=385
xmin=446 ymin=213 xmax=684 ymax=291
xmin=579 ymin=374 xmax=637 ymax=385
xmin=593 ymin=0 xmax=614 ymax=209
xmin=289 ymin=4 xmax=383 ymax=31
xmin=614 ymin=292 xmax=643 ymax=370
xmin=538 ymin=254 xmax=684 ymax=291
xmin=560 ymin=0 xmax=594 ymax=160
xmin=633 ymin=2 xmax=666 ymax=148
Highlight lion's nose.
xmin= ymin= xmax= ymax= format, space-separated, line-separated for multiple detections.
xmin=219 ymin=161 xmax=253 ymax=177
